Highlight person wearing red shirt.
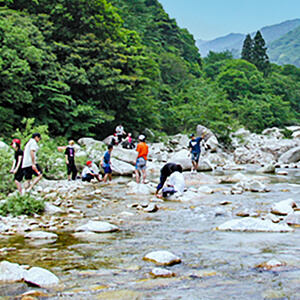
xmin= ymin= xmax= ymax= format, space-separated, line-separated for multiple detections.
xmin=135 ymin=135 xmax=148 ymax=184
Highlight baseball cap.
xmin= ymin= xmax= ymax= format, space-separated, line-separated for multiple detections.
xmin=11 ymin=138 xmax=21 ymax=145
xmin=189 ymin=133 xmax=195 ymax=138
xmin=86 ymin=160 xmax=92 ymax=165
xmin=138 ymin=134 xmax=145 ymax=141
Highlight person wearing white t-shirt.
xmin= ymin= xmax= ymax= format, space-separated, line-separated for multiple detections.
xmin=162 ymin=171 xmax=185 ymax=198
xmin=22 ymin=132 xmax=43 ymax=192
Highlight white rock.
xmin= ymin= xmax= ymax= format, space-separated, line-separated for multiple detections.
xmin=150 ymin=267 xmax=175 ymax=277
xmin=24 ymin=267 xmax=59 ymax=287
xmin=143 ymin=250 xmax=181 ymax=266
xmin=216 ymin=217 xmax=294 ymax=232
xmin=279 ymin=146 xmax=300 ymax=164
xmin=75 ymin=220 xmax=118 ymax=233
xmin=44 ymin=203 xmax=63 ymax=214
xmin=111 ymin=158 xmax=135 ymax=175
xmin=271 ymin=199 xmax=296 ymax=215
xmin=126 ymin=182 xmax=155 ymax=195
xmin=285 ymin=211 xmax=300 ymax=225
xmin=0 ymin=261 xmax=26 ymax=282
xmin=198 ymin=186 xmax=214 ymax=194
xmin=24 ymin=231 xmax=58 ymax=240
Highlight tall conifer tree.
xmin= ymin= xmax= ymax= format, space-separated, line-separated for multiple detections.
xmin=252 ymin=31 xmax=270 ymax=76
xmin=241 ymin=34 xmax=253 ymax=63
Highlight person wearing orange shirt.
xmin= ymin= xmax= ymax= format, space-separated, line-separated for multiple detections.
xmin=135 ymin=135 xmax=149 ymax=184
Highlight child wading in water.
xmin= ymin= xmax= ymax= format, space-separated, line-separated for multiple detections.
xmin=10 ymin=139 xmax=24 ymax=194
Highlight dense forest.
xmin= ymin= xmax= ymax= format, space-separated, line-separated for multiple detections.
xmin=1 ymin=0 xmax=300 ymax=144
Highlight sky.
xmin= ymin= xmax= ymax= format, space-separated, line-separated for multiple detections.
xmin=158 ymin=0 xmax=300 ymax=41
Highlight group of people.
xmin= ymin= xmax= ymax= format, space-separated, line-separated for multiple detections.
xmin=10 ymin=129 xmax=206 ymax=198
xmin=10 ymin=132 xmax=43 ymax=194
xmin=111 ymin=124 xmax=135 ymax=149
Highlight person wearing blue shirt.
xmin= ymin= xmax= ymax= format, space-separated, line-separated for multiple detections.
xmin=100 ymin=144 xmax=113 ymax=182
xmin=188 ymin=133 xmax=205 ymax=174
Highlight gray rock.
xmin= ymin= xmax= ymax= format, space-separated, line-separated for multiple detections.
xmin=75 ymin=220 xmax=118 ymax=233
xmin=144 ymin=250 xmax=181 ymax=266
xmin=285 ymin=211 xmax=300 ymax=225
xmin=24 ymin=267 xmax=59 ymax=287
xmin=24 ymin=231 xmax=58 ymax=240
xmin=271 ymin=199 xmax=296 ymax=215
xmin=279 ymin=146 xmax=300 ymax=164
xmin=216 ymin=217 xmax=294 ymax=232
xmin=0 ymin=261 xmax=26 ymax=282
xmin=150 ymin=267 xmax=175 ymax=278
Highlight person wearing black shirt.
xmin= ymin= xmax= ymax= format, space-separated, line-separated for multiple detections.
xmin=155 ymin=163 xmax=183 ymax=197
xmin=10 ymin=139 xmax=23 ymax=194
xmin=65 ymin=140 xmax=78 ymax=181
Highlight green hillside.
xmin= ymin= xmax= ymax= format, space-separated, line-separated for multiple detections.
xmin=268 ymin=25 xmax=300 ymax=67
xmin=0 ymin=0 xmax=300 ymax=144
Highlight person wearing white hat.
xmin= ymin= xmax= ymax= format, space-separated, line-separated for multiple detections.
xmin=135 ymin=135 xmax=148 ymax=183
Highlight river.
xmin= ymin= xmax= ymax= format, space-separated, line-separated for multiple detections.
xmin=0 ymin=166 xmax=300 ymax=299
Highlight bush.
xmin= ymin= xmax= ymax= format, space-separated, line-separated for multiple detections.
xmin=0 ymin=146 xmax=15 ymax=197
xmin=0 ymin=194 xmax=45 ymax=216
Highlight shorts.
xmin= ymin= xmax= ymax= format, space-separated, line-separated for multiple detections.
xmin=23 ymin=164 xmax=43 ymax=180
xmin=103 ymin=166 xmax=112 ymax=174
xmin=82 ymin=174 xmax=93 ymax=182
xmin=135 ymin=157 xmax=146 ymax=170
xmin=191 ymin=152 xmax=200 ymax=163
xmin=14 ymin=169 xmax=23 ymax=182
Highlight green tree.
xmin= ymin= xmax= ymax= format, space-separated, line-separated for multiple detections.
xmin=241 ymin=34 xmax=253 ymax=62
xmin=252 ymin=31 xmax=270 ymax=76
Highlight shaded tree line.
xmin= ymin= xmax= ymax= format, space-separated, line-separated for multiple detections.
xmin=0 ymin=0 xmax=299 ymax=145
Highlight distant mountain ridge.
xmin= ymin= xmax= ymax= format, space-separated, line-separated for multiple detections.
xmin=196 ymin=19 xmax=300 ymax=67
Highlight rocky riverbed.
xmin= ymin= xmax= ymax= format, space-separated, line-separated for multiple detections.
xmin=0 ymin=126 xmax=300 ymax=299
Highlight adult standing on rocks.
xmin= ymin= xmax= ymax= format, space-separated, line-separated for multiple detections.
xmin=65 ymin=140 xmax=77 ymax=181
xmin=22 ymin=132 xmax=43 ymax=192
xmin=155 ymin=163 xmax=183 ymax=198
xmin=10 ymin=138 xmax=24 ymax=194
xmin=188 ymin=132 xmax=205 ymax=174
xmin=135 ymin=134 xmax=148 ymax=184
xmin=115 ymin=124 xmax=126 ymax=144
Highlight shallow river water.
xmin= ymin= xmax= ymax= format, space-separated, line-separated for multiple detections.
xmin=0 ymin=167 xmax=300 ymax=300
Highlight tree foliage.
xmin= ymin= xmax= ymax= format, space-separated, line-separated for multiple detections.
xmin=0 ymin=0 xmax=299 ymax=144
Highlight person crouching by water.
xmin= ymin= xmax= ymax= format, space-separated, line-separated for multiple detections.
xmin=10 ymin=138 xmax=24 ymax=194
xmin=162 ymin=171 xmax=185 ymax=198
xmin=155 ymin=163 xmax=183 ymax=198
xmin=22 ymin=132 xmax=43 ymax=192
xmin=65 ymin=140 xmax=77 ymax=181
xmin=135 ymin=135 xmax=148 ymax=184
xmin=81 ymin=161 xmax=102 ymax=182
xmin=100 ymin=145 xmax=113 ymax=183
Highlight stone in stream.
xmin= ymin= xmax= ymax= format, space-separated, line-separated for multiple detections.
xmin=216 ymin=217 xmax=294 ymax=232
xmin=24 ymin=267 xmax=59 ymax=287
xmin=285 ymin=211 xmax=300 ymax=226
xmin=24 ymin=231 xmax=58 ymax=240
xmin=149 ymin=267 xmax=175 ymax=278
xmin=143 ymin=250 xmax=181 ymax=266
xmin=0 ymin=261 xmax=26 ymax=282
xmin=75 ymin=220 xmax=119 ymax=233
xmin=271 ymin=198 xmax=297 ymax=215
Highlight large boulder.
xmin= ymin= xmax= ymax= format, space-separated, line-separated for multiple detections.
xmin=126 ymin=182 xmax=156 ymax=195
xmin=168 ymin=149 xmax=192 ymax=171
xmin=110 ymin=158 xmax=135 ymax=175
xmin=278 ymin=146 xmax=300 ymax=164
xmin=111 ymin=147 xmax=137 ymax=165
